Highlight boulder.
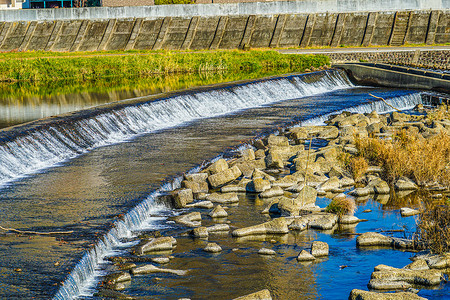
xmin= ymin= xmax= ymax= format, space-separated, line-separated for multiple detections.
xmin=317 ymin=176 xmax=340 ymax=192
xmin=404 ymin=259 xmax=429 ymax=271
xmin=192 ymin=227 xmax=208 ymax=239
xmin=235 ymin=159 xmax=266 ymax=177
xmin=252 ymin=169 xmax=276 ymax=182
xmin=103 ymin=272 xmax=131 ymax=285
xmin=259 ymin=186 xmax=284 ymax=198
xmin=241 ymin=148 xmax=256 ymax=161
xmin=297 ymin=250 xmax=316 ymax=261
xmin=233 ymin=289 xmax=272 ymax=300
xmin=185 ymin=201 xmax=214 ymax=209
xmin=400 ymin=208 xmax=420 ymax=217
xmin=246 ymin=178 xmax=271 ymax=193
xmin=185 ymin=172 xmax=209 ymax=183
xmin=232 ymin=217 xmax=289 ymax=237
xmin=288 ymin=217 xmax=309 ymax=231
xmin=131 ymin=264 xmax=187 ymax=276
xmin=311 ymin=241 xmax=329 ymax=257
xmin=135 ymin=237 xmax=177 ymax=255
xmin=181 ymin=181 xmax=209 ymax=194
xmin=356 ymin=232 xmax=392 ymax=247
xmin=349 ymin=289 xmax=427 ymax=300
xmin=171 ymin=189 xmax=194 ymax=208
xmin=265 ymin=151 xmax=284 ymax=169
xmin=267 ymin=134 xmax=289 ymax=147
xmin=206 ymin=159 xmax=228 ymax=174
xmin=350 ymin=186 xmax=372 ymax=197
xmin=395 ymin=177 xmax=418 ymax=191
xmin=369 ymin=264 xmax=442 ymax=289
xmin=151 ymin=257 xmax=170 ymax=264
xmin=308 ymin=213 xmax=338 ymax=230
xmin=204 ymin=242 xmax=222 ymax=253
xmin=170 ymin=212 xmax=202 ymax=227
xmin=339 ymin=215 xmax=362 ymax=224
xmin=206 ymin=224 xmax=230 ymax=232
xmin=277 ymin=185 xmax=317 ymax=216
xmin=208 ymin=166 xmax=242 ymax=189
xmin=206 ymin=192 xmax=239 ymax=204
xmin=372 ymin=180 xmax=390 ymax=194
xmin=209 ymin=205 xmax=228 ymax=218
xmin=258 ymin=248 xmax=276 ymax=255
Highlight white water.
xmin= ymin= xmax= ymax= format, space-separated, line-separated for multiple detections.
xmin=0 ymin=70 xmax=352 ymax=188
xmin=52 ymin=88 xmax=425 ymax=299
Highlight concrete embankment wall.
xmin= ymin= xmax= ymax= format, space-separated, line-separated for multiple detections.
xmin=335 ymin=63 xmax=450 ymax=93
xmin=0 ymin=9 xmax=448 ymax=52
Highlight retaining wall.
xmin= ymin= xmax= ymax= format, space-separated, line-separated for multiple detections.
xmin=0 ymin=10 xmax=448 ymax=52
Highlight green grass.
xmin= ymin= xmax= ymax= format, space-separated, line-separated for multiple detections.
xmin=0 ymin=50 xmax=330 ymax=83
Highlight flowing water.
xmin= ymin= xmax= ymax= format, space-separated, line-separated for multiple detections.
xmin=0 ymin=69 xmax=446 ymax=299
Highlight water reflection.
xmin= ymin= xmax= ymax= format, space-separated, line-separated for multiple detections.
xmin=0 ymin=70 xmax=288 ymax=129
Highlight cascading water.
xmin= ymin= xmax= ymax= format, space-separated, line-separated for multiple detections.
xmin=0 ymin=70 xmax=353 ymax=187
xmin=50 ymin=82 xmax=426 ymax=298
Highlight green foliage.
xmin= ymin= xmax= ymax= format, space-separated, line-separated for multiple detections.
xmin=0 ymin=50 xmax=330 ymax=84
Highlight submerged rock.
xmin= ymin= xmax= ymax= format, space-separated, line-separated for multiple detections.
xmin=185 ymin=200 xmax=214 ymax=209
xmin=203 ymin=242 xmax=222 ymax=253
xmin=231 ymin=217 xmax=289 ymax=237
xmin=395 ymin=177 xmax=419 ymax=191
xmin=171 ymin=189 xmax=194 ymax=208
xmin=368 ymin=264 xmax=442 ymax=289
xmin=206 ymin=192 xmax=239 ymax=204
xmin=134 ymin=237 xmax=177 ymax=255
xmin=400 ymin=208 xmax=420 ymax=217
xmin=233 ymin=289 xmax=272 ymax=300
xmin=192 ymin=227 xmax=208 ymax=239
xmin=259 ymin=186 xmax=284 ymax=198
xmin=258 ymin=248 xmax=276 ymax=255
xmin=311 ymin=241 xmax=329 ymax=257
xmin=206 ymin=224 xmax=230 ymax=232
xmin=297 ymin=250 xmax=315 ymax=261
xmin=308 ymin=213 xmax=338 ymax=230
xmin=131 ymin=264 xmax=187 ymax=276
xmin=209 ymin=205 xmax=228 ymax=218
xmin=349 ymin=289 xmax=426 ymax=300
xmin=356 ymin=232 xmax=391 ymax=247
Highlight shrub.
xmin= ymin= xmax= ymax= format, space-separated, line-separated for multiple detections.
xmin=415 ymin=204 xmax=450 ymax=254
xmin=325 ymin=197 xmax=356 ymax=216
xmin=349 ymin=156 xmax=369 ymax=182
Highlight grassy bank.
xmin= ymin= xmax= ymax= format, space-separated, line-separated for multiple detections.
xmin=0 ymin=50 xmax=330 ymax=83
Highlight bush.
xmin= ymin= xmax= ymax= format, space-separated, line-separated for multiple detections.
xmin=325 ymin=197 xmax=356 ymax=216
xmin=415 ymin=204 xmax=450 ymax=254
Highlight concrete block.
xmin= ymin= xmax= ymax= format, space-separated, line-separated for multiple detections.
xmin=189 ymin=16 xmax=220 ymax=50
xmin=133 ymin=18 xmax=163 ymax=50
xmin=78 ymin=20 xmax=109 ymax=52
xmin=52 ymin=20 xmax=84 ymax=52
xmin=26 ymin=21 xmax=55 ymax=51
xmin=160 ymin=17 xmax=191 ymax=50
xmin=339 ymin=12 xmax=369 ymax=46
xmin=249 ymin=15 xmax=277 ymax=48
xmin=406 ymin=10 xmax=431 ymax=44
xmin=371 ymin=11 xmax=395 ymax=45
xmin=105 ymin=19 xmax=135 ymax=51
xmin=0 ymin=21 xmax=28 ymax=51
xmin=218 ymin=15 xmax=248 ymax=49
xmin=308 ymin=13 xmax=338 ymax=47
xmin=435 ymin=10 xmax=449 ymax=44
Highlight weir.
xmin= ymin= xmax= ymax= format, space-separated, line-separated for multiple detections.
xmin=0 ymin=70 xmax=431 ymax=299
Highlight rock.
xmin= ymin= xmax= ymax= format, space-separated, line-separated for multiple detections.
xmin=135 ymin=237 xmax=177 ymax=255
xmin=232 ymin=217 xmax=289 ymax=237
xmin=206 ymin=192 xmax=239 ymax=204
xmin=308 ymin=213 xmax=338 ymax=230
xmin=392 ymin=111 xmax=411 ymax=123
xmin=367 ymin=122 xmax=384 ymax=134
xmin=258 ymin=248 xmax=276 ymax=255
xmin=395 ymin=177 xmax=418 ymax=191
xmin=151 ymin=257 xmax=170 ymax=264
xmin=246 ymin=178 xmax=271 ymax=193
xmin=311 ymin=241 xmax=329 ymax=257
xmin=241 ymin=148 xmax=255 ymax=161
xmin=372 ymin=180 xmax=390 ymax=194
xmin=233 ymin=289 xmax=272 ymax=300
xmin=267 ymin=134 xmax=289 ymax=147
xmin=349 ymin=289 xmax=427 ymax=300
xmin=272 ymin=175 xmax=301 ymax=188
xmin=131 ymin=264 xmax=188 ymax=276
xmin=265 ymin=151 xmax=284 ymax=169
xmin=328 ymin=165 xmax=346 ymax=178
xmin=400 ymin=208 xmax=420 ymax=217
xmin=317 ymin=176 xmax=340 ymax=192
xmin=185 ymin=172 xmax=209 ymax=183
xmin=254 ymin=149 xmax=266 ymax=159
xmin=203 ymin=243 xmax=222 ymax=253
xmin=209 ymin=205 xmax=228 ymax=218
xmin=181 ymin=181 xmax=208 ymax=194
xmin=171 ymin=189 xmax=194 ymax=208
xmin=259 ymin=186 xmax=284 ymax=198
xmin=192 ymin=227 xmax=208 ymax=238
xmin=339 ymin=215 xmax=362 ymax=224
xmin=369 ymin=264 xmax=442 ymax=289
xmin=356 ymin=232 xmax=392 ymax=247
xmin=252 ymin=169 xmax=276 ymax=182
xmin=339 ymin=176 xmax=355 ymax=187
xmin=235 ymin=159 xmax=267 ymax=177
xmin=417 ymin=253 xmax=450 ymax=269
xmin=170 ymin=212 xmax=202 ymax=227
xmin=208 ymin=166 xmax=242 ymax=189
xmin=104 ymin=272 xmax=131 ymax=285
xmin=288 ymin=217 xmax=308 ymax=231
xmin=206 ymin=158 xmax=228 ymax=175
xmin=276 ymin=185 xmax=317 ymax=216
xmin=404 ymin=259 xmax=429 ymax=270
xmin=206 ymin=224 xmax=230 ymax=232
xmin=350 ymin=186 xmax=372 ymax=197
xmin=297 ymin=250 xmax=316 ymax=261
xmin=185 ymin=201 xmax=214 ymax=209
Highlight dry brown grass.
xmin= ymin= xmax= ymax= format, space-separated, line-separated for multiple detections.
xmin=349 ymin=156 xmax=369 ymax=182
xmin=415 ymin=204 xmax=450 ymax=254
xmin=355 ymin=130 xmax=450 ymax=187
xmin=325 ymin=197 xmax=356 ymax=216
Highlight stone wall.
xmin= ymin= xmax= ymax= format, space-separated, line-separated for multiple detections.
xmin=0 ymin=10 xmax=448 ymax=52
xmin=328 ymin=50 xmax=450 ymax=70
xmin=103 ymin=0 xmax=155 ymax=6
